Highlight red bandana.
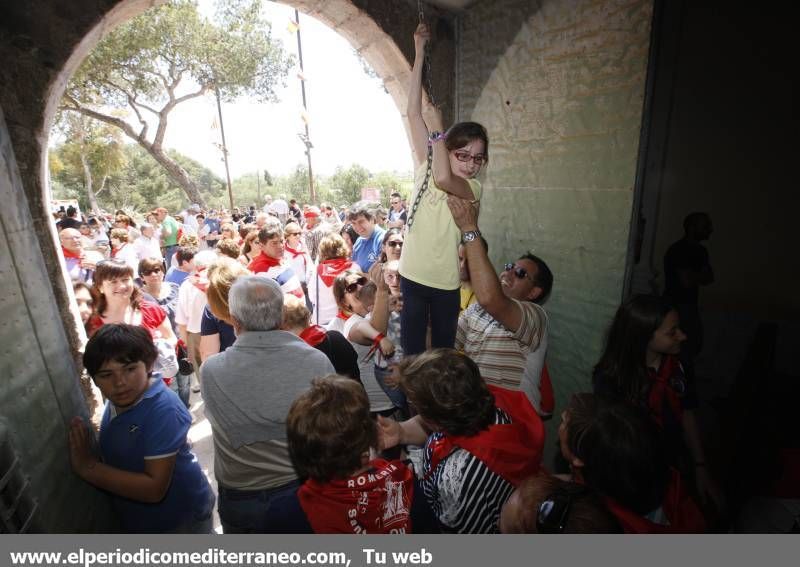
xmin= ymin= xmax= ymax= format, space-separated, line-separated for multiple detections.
xmin=248 ymin=252 xmax=281 ymax=273
xmin=317 ymin=258 xmax=354 ymax=286
xmin=285 ymin=244 xmax=306 ymax=259
xmin=425 ymin=386 xmax=544 ymax=487
xmin=647 ymin=355 xmax=684 ymax=428
xmin=337 ymin=310 xmax=351 ymax=321
xmin=61 ymin=246 xmax=82 ymax=260
xmin=299 ymin=325 xmax=327 ymax=347
xmin=298 ymin=459 xmax=415 ymax=534
xmin=111 ymin=243 xmax=126 ymax=258
xmin=603 ymin=468 xmax=706 ymax=533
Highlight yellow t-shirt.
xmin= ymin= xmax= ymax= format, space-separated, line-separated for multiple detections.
xmin=399 ymin=163 xmax=481 ymax=290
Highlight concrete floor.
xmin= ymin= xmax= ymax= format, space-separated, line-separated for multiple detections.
xmin=186 ymin=391 xmax=223 ymax=534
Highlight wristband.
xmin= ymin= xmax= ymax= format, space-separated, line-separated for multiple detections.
xmin=427 ymin=131 xmax=445 ymax=147
xmin=373 ymin=333 xmax=385 ymax=346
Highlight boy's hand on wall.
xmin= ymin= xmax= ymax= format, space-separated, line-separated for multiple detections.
xmin=68 ymin=416 xmax=98 ymax=478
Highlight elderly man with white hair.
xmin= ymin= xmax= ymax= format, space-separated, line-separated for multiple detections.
xmin=132 ymin=222 xmax=163 ymax=261
xmin=200 ymin=276 xmax=334 ymax=533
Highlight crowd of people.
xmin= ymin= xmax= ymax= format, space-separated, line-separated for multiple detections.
xmin=55 ymin=23 xmax=746 ymax=535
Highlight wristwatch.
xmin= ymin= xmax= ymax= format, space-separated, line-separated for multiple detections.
xmin=461 ymin=229 xmax=481 ymax=244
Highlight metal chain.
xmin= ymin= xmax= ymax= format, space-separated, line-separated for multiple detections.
xmin=407 ymin=1 xmax=435 ymax=233
xmin=405 ymin=142 xmax=433 ymax=231
xmin=417 ymin=0 xmax=435 ymax=106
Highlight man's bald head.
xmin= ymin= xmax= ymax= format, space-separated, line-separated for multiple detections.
xmin=60 ymin=228 xmax=83 ymax=254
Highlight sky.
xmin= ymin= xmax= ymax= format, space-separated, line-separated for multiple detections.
xmin=162 ymin=1 xmax=413 ymax=180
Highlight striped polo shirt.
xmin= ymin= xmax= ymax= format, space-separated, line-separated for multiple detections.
xmin=455 ymin=299 xmax=548 ymax=394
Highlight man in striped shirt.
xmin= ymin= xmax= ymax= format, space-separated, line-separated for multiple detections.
xmin=448 ymin=196 xmax=553 ymax=415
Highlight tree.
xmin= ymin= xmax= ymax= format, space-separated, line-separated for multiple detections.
xmin=60 ymin=0 xmax=291 ymax=207
xmin=329 ymin=164 xmax=371 ymax=205
xmin=51 ymin=113 xmax=126 ymax=214
xmin=50 ymin=143 xmax=225 ymax=213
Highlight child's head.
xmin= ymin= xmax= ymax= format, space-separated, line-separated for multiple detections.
xmin=281 ymin=294 xmax=311 ymax=333
xmin=445 ymin=122 xmax=489 ymax=179
xmin=286 ymin=375 xmax=377 ymax=482
xmin=384 ymin=260 xmax=401 ymax=295
xmin=398 ymin=349 xmax=494 ymax=436
xmin=83 ymin=324 xmax=158 ymax=408
xmin=499 ymin=472 xmax=621 ymax=533
xmin=560 ymin=393 xmax=669 ymax=515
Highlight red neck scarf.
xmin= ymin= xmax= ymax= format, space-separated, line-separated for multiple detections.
xmin=317 ymin=258 xmax=353 ymax=286
xmin=647 ymin=355 xmax=684 ymax=428
xmin=426 ymin=386 xmax=544 ymax=486
xmin=61 ymin=246 xmax=82 ymax=260
xmin=299 ymin=325 xmax=327 ymax=347
xmin=298 ymin=459 xmax=415 ymax=534
xmin=285 ymin=244 xmax=306 ymax=259
xmin=248 ymin=252 xmax=281 ymax=273
xmin=337 ymin=310 xmax=351 ymax=321
xmin=603 ymin=468 xmax=706 ymax=533
xmin=111 ymin=243 xmax=126 ymax=258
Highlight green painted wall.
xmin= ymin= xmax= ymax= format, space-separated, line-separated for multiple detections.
xmin=457 ymin=0 xmax=653 ymax=457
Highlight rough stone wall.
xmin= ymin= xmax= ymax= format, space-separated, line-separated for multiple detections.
xmin=457 ymin=0 xmax=654 ymax=453
xmin=1 ymin=108 xmax=116 ymax=532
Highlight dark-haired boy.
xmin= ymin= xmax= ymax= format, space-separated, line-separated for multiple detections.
xmin=68 ymin=324 xmax=214 ymax=533
xmin=165 ymin=246 xmax=196 ymax=286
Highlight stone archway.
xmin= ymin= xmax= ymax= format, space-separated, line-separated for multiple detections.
xmin=0 ymin=0 xmax=453 ymax=532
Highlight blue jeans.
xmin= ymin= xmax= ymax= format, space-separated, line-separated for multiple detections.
xmin=374 ymin=365 xmax=408 ymax=416
xmin=169 ymin=372 xmax=191 ymax=408
xmin=218 ymin=481 xmax=299 ymax=534
xmin=164 ymin=244 xmax=178 ymax=267
xmin=400 ymin=277 xmax=460 ymax=356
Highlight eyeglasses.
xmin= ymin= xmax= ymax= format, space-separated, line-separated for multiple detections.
xmin=345 ymin=276 xmax=368 ymax=294
xmin=141 ymin=269 xmax=162 ymax=276
xmin=387 ymin=241 xmax=403 ymax=249
xmin=504 ymin=262 xmax=535 ymax=283
xmin=536 ymin=485 xmax=589 ymax=534
xmin=454 ymin=151 xmax=486 ymax=166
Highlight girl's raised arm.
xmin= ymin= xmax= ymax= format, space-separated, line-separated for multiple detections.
xmin=407 ymin=23 xmax=431 ymax=167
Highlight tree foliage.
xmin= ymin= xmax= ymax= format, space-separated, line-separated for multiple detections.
xmin=59 ymin=0 xmax=291 ymax=206
xmin=329 ymin=164 xmax=371 ymax=205
xmin=50 ymin=143 xmax=225 ymax=214
xmin=51 ymin=113 xmax=127 ymax=213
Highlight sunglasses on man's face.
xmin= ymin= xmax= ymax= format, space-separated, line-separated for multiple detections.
xmin=345 ymin=276 xmax=368 ymax=294
xmin=141 ymin=269 xmax=162 ymax=276
xmin=387 ymin=241 xmax=403 ymax=249
xmin=504 ymin=263 xmax=535 ymax=283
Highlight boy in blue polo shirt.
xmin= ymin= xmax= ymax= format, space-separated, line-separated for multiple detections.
xmin=69 ymin=324 xmax=214 ymax=533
